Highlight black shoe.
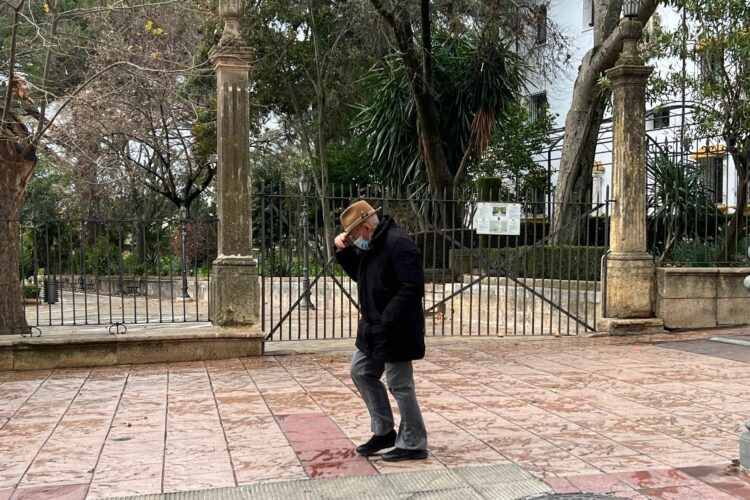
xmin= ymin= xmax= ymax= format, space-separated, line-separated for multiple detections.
xmin=356 ymin=430 xmax=397 ymax=456
xmin=382 ymin=447 xmax=428 ymax=462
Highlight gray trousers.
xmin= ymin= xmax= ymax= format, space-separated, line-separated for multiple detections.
xmin=350 ymin=350 xmax=428 ymax=450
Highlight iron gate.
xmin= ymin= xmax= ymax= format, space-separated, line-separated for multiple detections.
xmin=258 ymin=186 xmax=610 ymax=341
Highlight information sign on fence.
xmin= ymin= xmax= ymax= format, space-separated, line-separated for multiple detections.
xmin=473 ymin=202 xmax=522 ymax=235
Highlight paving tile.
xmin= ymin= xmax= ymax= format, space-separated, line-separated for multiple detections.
xmin=85 ymin=477 xmax=162 ymax=500
xmin=10 ymin=483 xmax=88 ymax=500
xmin=92 ymin=460 xmax=162 ymax=484
xmin=162 ymin=471 xmax=236 ymax=493
xmin=303 ymin=459 xmax=376 ymax=479
xmin=687 ymin=483 xmax=742 ymax=499
xmin=613 ymin=469 xmax=702 ymax=490
xmin=707 ymin=477 xmax=750 ymax=498
xmin=370 ymin=456 xmax=446 ymax=474
xmin=581 ymin=454 xmax=667 ymax=474
xmin=639 ymin=485 xmax=705 ymax=499
xmin=544 ymin=477 xmax=581 ymax=493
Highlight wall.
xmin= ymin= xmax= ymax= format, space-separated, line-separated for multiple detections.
xmin=655 ymin=267 xmax=750 ymax=328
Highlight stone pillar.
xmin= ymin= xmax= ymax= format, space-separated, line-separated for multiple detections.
xmin=601 ymin=19 xmax=662 ymax=331
xmin=209 ymin=1 xmax=259 ymax=327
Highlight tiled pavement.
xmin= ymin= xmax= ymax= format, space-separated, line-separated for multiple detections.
xmin=1 ymin=328 xmax=750 ymax=499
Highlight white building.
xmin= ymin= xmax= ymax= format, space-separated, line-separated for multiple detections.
xmin=526 ymin=1 xmax=740 ymax=214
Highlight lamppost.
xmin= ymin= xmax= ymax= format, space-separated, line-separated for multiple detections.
xmin=298 ymin=171 xmax=315 ymax=310
xmin=179 ymin=204 xmax=190 ymax=299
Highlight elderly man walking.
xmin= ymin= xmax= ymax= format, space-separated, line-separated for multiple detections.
xmin=334 ymin=200 xmax=428 ymax=462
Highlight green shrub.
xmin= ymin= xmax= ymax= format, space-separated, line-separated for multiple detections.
xmin=452 ymin=246 xmax=605 ymax=281
xmin=197 ymin=264 xmax=211 ymax=277
xmin=22 ymin=284 xmax=39 ymax=299
xmin=668 ymin=236 xmax=750 ymax=267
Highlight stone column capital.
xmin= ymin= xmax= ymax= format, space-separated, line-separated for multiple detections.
xmin=209 ymin=45 xmax=254 ymax=71
xmin=605 ymin=65 xmax=654 ymax=87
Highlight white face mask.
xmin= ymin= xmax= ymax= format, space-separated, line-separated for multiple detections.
xmin=353 ymin=236 xmax=371 ymax=251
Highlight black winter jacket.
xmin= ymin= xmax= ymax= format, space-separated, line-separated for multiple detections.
xmin=335 ymin=217 xmax=425 ymax=362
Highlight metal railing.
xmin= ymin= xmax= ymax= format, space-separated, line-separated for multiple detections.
xmin=13 ymin=217 xmax=217 ymax=330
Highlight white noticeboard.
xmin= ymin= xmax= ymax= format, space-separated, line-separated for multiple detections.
xmin=473 ymin=202 xmax=522 ymax=235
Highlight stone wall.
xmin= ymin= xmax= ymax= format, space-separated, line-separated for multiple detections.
xmin=43 ymin=275 xmax=210 ymax=302
xmin=655 ymin=267 xmax=750 ymax=329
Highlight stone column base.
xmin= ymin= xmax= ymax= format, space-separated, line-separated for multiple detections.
xmin=604 ymin=251 xmax=655 ymax=318
xmin=212 ymin=256 xmax=260 ymax=327
xmin=596 ymin=317 xmax=666 ymax=336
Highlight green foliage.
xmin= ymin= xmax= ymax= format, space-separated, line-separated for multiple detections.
xmin=122 ymin=251 xmax=145 ymax=276
xmin=197 ymin=263 xmax=211 ymax=278
xmin=477 ymin=177 xmax=504 ymax=201
xmin=669 ymin=238 xmax=720 ymax=266
xmin=650 ymin=7 xmax=750 ymax=181
xmin=22 ymin=160 xmax=69 ymax=220
xmin=649 ymin=1 xmax=750 ymax=261
xmin=85 ymin=236 xmax=121 ymax=275
xmin=668 ymin=236 xmax=750 ymax=266
xmin=357 ymin=29 xmax=527 ymax=192
xmin=259 ymin=258 xmax=341 ymax=278
xmin=191 ymin=97 xmax=217 ymax=164
xmin=476 ymin=99 xmax=555 ymax=196
xmin=454 ymin=246 xmax=605 ymax=281
xmin=647 ymin=154 xmax=718 ymax=261
xmin=21 ymin=284 xmax=39 ymax=300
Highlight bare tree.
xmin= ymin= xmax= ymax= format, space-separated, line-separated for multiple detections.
xmin=0 ymin=0 xmax=198 ymax=333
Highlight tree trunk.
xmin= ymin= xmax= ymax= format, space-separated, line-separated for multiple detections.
xmin=551 ymin=0 xmax=658 ymax=243
xmin=552 ymin=85 xmax=609 ymax=243
xmin=0 ymin=117 xmax=37 ymax=334
xmin=370 ymin=1 xmax=455 ymax=225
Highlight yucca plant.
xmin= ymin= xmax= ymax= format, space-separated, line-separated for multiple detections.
xmin=647 ymin=155 xmax=715 ymax=262
xmin=355 ymin=28 xmax=526 ymax=228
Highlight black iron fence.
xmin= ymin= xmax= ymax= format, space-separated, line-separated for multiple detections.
xmin=257 ymin=185 xmax=609 ymax=341
xmin=539 ymin=107 xmax=750 ymax=267
xmin=13 ymin=216 xmax=217 ymax=329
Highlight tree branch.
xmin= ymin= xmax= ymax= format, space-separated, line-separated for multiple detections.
xmin=2 ymin=0 xmax=24 ymax=124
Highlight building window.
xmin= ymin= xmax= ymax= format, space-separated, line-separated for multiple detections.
xmin=582 ymin=0 xmax=594 ymax=29
xmin=528 ymin=91 xmax=547 ymax=123
xmin=653 ymin=108 xmax=670 ymax=129
xmin=535 ymin=5 xmax=547 ymax=45
xmin=699 ymin=156 xmax=724 ymax=204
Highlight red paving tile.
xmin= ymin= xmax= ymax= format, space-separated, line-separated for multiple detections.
xmin=545 ymin=477 xmax=581 ymax=493
xmin=709 ymin=479 xmax=750 ymax=498
xmin=639 ymin=486 xmax=704 ymax=499
xmin=613 ymin=469 xmax=702 ymax=490
xmin=10 ymin=484 xmax=88 ymax=500
xmin=687 ymin=483 xmax=742 ymax=499
xmin=565 ymin=473 xmax=636 ymax=493
xmin=276 ymin=413 xmax=376 ymax=478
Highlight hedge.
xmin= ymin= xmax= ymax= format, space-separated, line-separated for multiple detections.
xmin=450 ymin=246 xmax=605 ymax=281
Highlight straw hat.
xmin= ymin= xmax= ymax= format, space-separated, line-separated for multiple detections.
xmin=340 ymin=200 xmax=381 ymax=236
